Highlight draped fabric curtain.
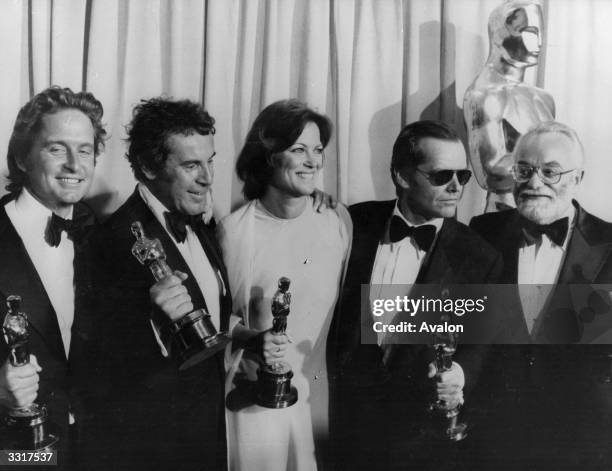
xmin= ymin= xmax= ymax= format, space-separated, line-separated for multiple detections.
xmin=1 ymin=0 xmax=611 ymax=223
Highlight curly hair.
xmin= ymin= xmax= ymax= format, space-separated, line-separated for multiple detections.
xmin=236 ymin=99 xmax=332 ymax=200
xmin=6 ymin=86 xmax=107 ymax=194
xmin=125 ymin=97 xmax=216 ymax=182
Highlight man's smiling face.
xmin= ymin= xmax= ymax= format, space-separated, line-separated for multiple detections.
xmin=513 ymin=132 xmax=583 ymax=224
xmin=19 ymin=108 xmax=96 ymax=217
xmin=145 ymin=132 xmax=216 ymax=216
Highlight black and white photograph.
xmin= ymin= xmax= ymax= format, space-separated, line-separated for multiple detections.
xmin=0 ymin=0 xmax=611 ymax=470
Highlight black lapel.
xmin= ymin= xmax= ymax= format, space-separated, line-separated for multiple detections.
xmin=416 ymin=219 xmax=454 ymax=284
xmin=498 ymin=211 xmax=523 ymax=283
xmin=537 ymin=204 xmax=612 ymax=343
xmin=336 ymin=201 xmax=392 ymax=358
xmin=0 ymin=206 xmax=66 ymax=361
xmin=352 ymin=214 xmax=390 ymax=286
xmin=194 ymin=222 xmax=232 ymax=332
xmin=68 ymin=203 xmax=98 ymax=362
xmin=558 ymin=204 xmax=612 ymax=284
xmin=417 ymin=219 xmax=477 ymax=284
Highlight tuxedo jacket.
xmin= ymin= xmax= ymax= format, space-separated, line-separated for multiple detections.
xmin=470 ymin=200 xmax=612 ymax=342
xmin=93 ymin=189 xmax=231 ymax=471
xmin=330 ymin=200 xmax=503 ymax=386
xmin=469 ymin=201 xmax=612 ymax=469
xmin=0 ymin=193 xmax=97 ymax=464
xmin=328 ymin=200 xmax=503 ymax=470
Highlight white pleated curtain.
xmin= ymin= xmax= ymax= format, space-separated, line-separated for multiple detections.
xmin=1 ymin=0 xmax=611 ymax=223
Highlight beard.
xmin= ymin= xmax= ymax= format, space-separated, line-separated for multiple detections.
xmin=516 ymin=197 xmax=571 ymax=225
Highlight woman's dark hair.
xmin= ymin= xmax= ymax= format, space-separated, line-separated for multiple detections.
xmin=6 ymin=86 xmax=107 ymax=194
xmin=125 ymin=97 xmax=216 ymax=182
xmin=236 ymin=99 xmax=332 ymax=200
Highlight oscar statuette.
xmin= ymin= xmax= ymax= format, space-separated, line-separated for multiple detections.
xmin=255 ymin=277 xmax=298 ymax=408
xmin=428 ymin=312 xmax=468 ymax=441
xmin=130 ymin=221 xmax=229 ymax=370
xmin=0 ymin=296 xmax=59 ymax=451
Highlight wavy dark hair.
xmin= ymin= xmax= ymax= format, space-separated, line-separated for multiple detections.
xmin=6 ymin=86 xmax=107 ymax=194
xmin=125 ymin=97 xmax=215 ymax=182
xmin=390 ymin=120 xmax=461 ymax=196
xmin=236 ymin=99 xmax=332 ymax=200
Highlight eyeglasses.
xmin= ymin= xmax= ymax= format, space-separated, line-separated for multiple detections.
xmin=414 ymin=168 xmax=472 ymax=186
xmin=511 ymin=164 xmax=577 ymax=184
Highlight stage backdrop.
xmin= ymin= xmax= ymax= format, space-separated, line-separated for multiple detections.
xmin=0 ymin=0 xmax=611 ymax=223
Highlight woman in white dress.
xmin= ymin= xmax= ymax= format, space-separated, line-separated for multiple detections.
xmin=218 ymin=99 xmax=351 ymax=471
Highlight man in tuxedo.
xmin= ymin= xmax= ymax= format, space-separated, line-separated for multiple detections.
xmin=470 ymin=121 xmax=612 ymax=469
xmin=329 ymin=120 xmax=502 ymax=470
xmin=95 ymin=98 xmax=229 ymax=471
xmin=0 ymin=86 xmax=107 ymax=469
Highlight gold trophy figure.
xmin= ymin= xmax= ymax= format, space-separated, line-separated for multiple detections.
xmin=1 ymin=296 xmax=59 ymax=451
xmin=428 ymin=313 xmax=468 ymax=441
xmin=130 ymin=221 xmax=229 ymax=370
xmin=463 ymin=0 xmax=555 ymax=212
xmin=256 ymin=277 xmax=298 ymax=408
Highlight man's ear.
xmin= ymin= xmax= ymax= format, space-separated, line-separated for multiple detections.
xmin=392 ymin=169 xmax=410 ymax=191
xmin=15 ymin=155 xmax=28 ymax=173
xmin=575 ymin=169 xmax=585 ymax=185
xmin=141 ymin=161 xmax=157 ymax=181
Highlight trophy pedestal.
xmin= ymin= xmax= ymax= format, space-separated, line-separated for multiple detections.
xmin=428 ymin=405 xmax=468 ymax=442
xmin=255 ymin=362 xmax=298 ymax=409
xmin=173 ymin=309 xmax=230 ymax=371
xmin=1 ymin=404 xmax=59 ymax=451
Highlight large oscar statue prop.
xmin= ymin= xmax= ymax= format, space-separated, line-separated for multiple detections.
xmin=131 ymin=221 xmax=229 ymax=370
xmin=0 ymin=296 xmax=59 ymax=451
xmin=428 ymin=313 xmax=467 ymax=442
xmin=256 ymin=277 xmax=298 ymax=408
xmin=464 ymin=0 xmax=555 ymax=212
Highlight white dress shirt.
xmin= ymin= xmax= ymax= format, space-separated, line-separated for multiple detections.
xmin=370 ymin=200 xmax=443 ymax=344
xmin=138 ymin=184 xmax=222 ymax=329
xmin=517 ymin=205 xmax=575 ymax=336
xmin=5 ymin=188 xmax=75 ymax=358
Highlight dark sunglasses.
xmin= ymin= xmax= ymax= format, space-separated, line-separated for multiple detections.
xmin=414 ymin=168 xmax=472 ymax=186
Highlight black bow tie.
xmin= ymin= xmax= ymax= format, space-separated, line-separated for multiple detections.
xmin=389 ymin=216 xmax=436 ymax=252
xmin=164 ymin=211 xmax=208 ymax=243
xmin=45 ymin=211 xmax=91 ymax=247
xmin=521 ymin=216 xmax=569 ymax=247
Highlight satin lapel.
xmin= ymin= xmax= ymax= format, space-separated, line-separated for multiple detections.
xmin=342 ymin=204 xmax=391 ymax=355
xmin=498 ymin=211 xmax=523 ymax=284
xmin=0 ymin=208 xmax=66 ymax=360
xmin=558 ymin=223 xmax=612 ymax=285
xmin=417 ymin=219 xmax=457 ymax=284
xmin=194 ymin=223 xmax=232 ymax=331
xmin=539 ymin=208 xmax=612 ymax=342
xmin=354 ymin=216 xmax=389 ymax=286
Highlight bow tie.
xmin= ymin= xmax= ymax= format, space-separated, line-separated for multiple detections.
xmin=45 ymin=212 xmax=91 ymax=247
xmin=164 ymin=211 xmax=208 ymax=243
xmin=521 ymin=216 xmax=569 ymax=247
xmin=389 ymin=216 xmax=436 ymax=252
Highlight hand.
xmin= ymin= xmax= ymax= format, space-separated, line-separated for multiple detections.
xmin=0 ymin=355 xmax=41 ymax=409
xmin=311 ymin=188 xmax=337 ymax=212
xmin=149 ymin=270 xmax=193 ymax=321
xmin=259 ymin=330 xmax=289 ymax=366
xmin=428 ymin=361 xmax=465 ymax=410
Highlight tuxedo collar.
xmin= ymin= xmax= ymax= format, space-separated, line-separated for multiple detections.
xmin=390 ymin=200 xmax=443 ymax=233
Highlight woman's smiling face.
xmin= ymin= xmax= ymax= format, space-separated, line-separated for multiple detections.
xmin=269 ymin=121 xmax=324 ymax=197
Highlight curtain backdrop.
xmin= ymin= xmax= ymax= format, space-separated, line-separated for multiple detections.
xmin=1 ymin=0 xmax=611 ymax=223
